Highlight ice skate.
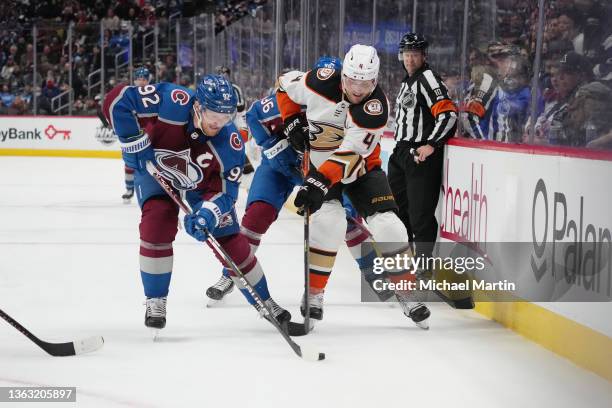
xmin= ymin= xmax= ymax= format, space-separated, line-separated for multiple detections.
xmin=205 ymin=275 xmax=235 ymax=307
xmin=300 ymin=289 xmax=325 ymax=321
xmin=255 ymin=298 xmax=292 ymax=332
xmin=144 ymin=297 xmax=167 ymax=339
xmin=395 ymin=292 xmax=430 ymax=330
xmin=122 ymin=188 xmax=134 ymax=204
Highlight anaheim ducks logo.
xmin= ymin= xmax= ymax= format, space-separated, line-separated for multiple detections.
xmin=309 ymin=121 xmax=344 ymax=151
xmin=364 ymin=99 xmax=383 ymax=115
xmin=316 ymin=68 xmax=335 ymax=80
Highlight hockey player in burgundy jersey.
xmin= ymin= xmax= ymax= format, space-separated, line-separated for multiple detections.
xmin=277 ymin=44 xmax=430 ymax=329
xmin=102 ymin=75 xmax=291 ymax=334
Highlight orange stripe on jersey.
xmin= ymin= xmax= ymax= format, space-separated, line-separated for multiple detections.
xmin=318 ymin=159 xmax=344 ymax=185
xmin=366 ymin=144 xmax=382 ymax=171
xmin=431 ymin=99 xmax=458 ymax=117
xmin=276 ymin=91 xmax=302 ymax=121
xmin=465 ymin=100 xmax=486 ymax=118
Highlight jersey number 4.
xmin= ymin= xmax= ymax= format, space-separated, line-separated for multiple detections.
xmin=138 ymin=85 xmax=160 ymax=108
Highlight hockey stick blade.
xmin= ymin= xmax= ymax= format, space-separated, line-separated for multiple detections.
xmin=1 ymin=308 xmax=104 ymax=357
xmin=287 ymin=319 xmax=317 ymax=336
xmin=299 ymin=345 xmax=325 ymax=362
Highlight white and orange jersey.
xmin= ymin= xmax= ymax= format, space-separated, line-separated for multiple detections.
xmin=276 ymin=68 xmax=389 ymax=185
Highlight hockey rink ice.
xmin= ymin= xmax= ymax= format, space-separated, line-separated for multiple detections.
xmin=1 ymin=156 xmax=611 ymax=408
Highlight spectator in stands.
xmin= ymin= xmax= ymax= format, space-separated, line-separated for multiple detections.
xmin=557 ymin=9 xmax=585 ymax=55
xmin=103 ymin=9 xmax=121 ymax=33
xmin=20 ymin=84 xmax=33 ymax=108
xmin=20 ymin=43 xmax=34 ymax=69
xmin=526 ymin=51 xmax=592 ymax=145
xmin=489 ymin=55 xmax=541 ymax=143
xmin=39 ymin=79 xmax=60 ymax=115
xmin=462 ymin=42 xmax=516 ymax=139
xmin=8 ymin=95 xmax=27 ymax=115
xmin=1 ymin=55 xmax=17 ymax=81
xmin=593 ymin=34 xmax=612 ymax=83
xmin=562 ymin=48 xmax=612 ymax=149
xmin=0 ymin=83 xmax=15 ymax=107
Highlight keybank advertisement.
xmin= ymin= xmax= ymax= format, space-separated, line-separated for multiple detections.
xmin=0 ymin=117 xmax=119 ymax=151
xmin=437 ymin=144 xmax=612 ymax=303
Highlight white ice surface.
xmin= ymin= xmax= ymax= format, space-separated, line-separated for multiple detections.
xmin=0 ymin=157 xmax=610 ymax=408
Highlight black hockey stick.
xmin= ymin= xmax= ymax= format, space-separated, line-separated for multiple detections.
xmin=301 ymin=145 xmax=311 ymax=333
xmin=0 ymin=308 xmax=104 ymax=357
xmin=145 ymin=161 xmax=325 ymax=361
xmin=346 ymin=214 xmax=474 ymax=309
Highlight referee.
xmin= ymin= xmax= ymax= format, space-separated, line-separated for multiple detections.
xmin=388 ymin=32 xmax=458 ymax=261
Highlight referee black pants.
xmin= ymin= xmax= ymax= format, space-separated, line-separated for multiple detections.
xmin=387 ymin=143 xmax=444 ymax=259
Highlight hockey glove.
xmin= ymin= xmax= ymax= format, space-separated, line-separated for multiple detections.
xmin=262 ymin=138 xmax=302 ymax=185
xmin=119 ymin=132 xmax=155 ymax=172
xmin=294 ymin=170 xmax=330 ymax=214
xmin=183 ymin=202 xmax=221 ymax=242
xmin=283 ymin=114 xmax=309 ymax=153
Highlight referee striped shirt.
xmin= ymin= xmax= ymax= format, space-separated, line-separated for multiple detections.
xmin=394 ymin=64 xmax=458 ymax=147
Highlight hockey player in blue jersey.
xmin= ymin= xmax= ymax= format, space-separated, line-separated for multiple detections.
xmin=205 ymin=57 xmax=393 ymax=319
xmin=102 ymin=75 xmax=292 ymax=334
xmin=121 ymin=66 xmax=152 ymax=204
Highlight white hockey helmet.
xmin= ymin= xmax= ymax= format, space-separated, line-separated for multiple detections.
xmin=342 ymin=44 xmax=380 ymax=81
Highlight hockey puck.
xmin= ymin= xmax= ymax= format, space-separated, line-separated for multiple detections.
xmin=318 ymin=352 xmax=326 ymax=361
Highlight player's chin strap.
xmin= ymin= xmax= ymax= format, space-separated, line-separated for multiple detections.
xmin=144 ymin=161 xmax=324 ymax=360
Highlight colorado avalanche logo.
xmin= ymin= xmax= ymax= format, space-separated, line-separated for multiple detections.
xmin=155 ymin=149 xmax=204 ymax=190
xmin=230 ymin=132 xmax=242 ymax=151
xmin=171 ymin=89 xmax=190 ymax=106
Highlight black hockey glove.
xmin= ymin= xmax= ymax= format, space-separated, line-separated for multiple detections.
xmin=283 ymin=113 xmax=309 ymax=153
xmin=294 ymin=170 xmax=330 ymax=214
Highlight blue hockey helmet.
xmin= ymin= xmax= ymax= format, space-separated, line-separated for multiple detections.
xmin=195 ymin=74 xmax=237 ymax=114
xmin=134 ymin=66 xmax=150 ymax=79
xmin=313 ymin=56 xmax=342 ymax=70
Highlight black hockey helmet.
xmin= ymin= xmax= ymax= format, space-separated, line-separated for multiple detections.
xmin=398 ymin=32 xmax=428 ymax=61
xmin=399 ymin=32 xmax=428 ymax=52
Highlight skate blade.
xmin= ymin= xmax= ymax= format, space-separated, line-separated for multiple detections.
xmin=150 ymin=328 xmax=161 ymax=341
xmin=206 ymin=298 xmax=225 ymax=308
xmin=307 ymin=319 xmax=317 ymax=332
xmin=415 ymin=319 xmax=430 ymax=330
xmin=122 ymin=198 xmax=131 ymax=204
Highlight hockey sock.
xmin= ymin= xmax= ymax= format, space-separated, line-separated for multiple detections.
xmin=125 ymin=165 xmax=135 ymax=190
xmin=140 ymin=240 xmax=173 ymax=297
xmin=231 ymin=262 xmax=271 ymax=305
xmin=215 ymin=234 xmax=272 ymax=305
xmin=345 ymin=218 xmax=378 ymax=281
xmin=384 ymin=246 xmax=416 ymax=295
xmin=138 ymin=197 xmax=179 ymax=298
xmin=309 ymin=247 xmax=337 ymax=293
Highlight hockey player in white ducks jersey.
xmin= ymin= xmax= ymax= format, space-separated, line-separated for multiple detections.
xmin=277 ymin=44 xmax=430 ymax=329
